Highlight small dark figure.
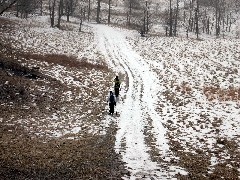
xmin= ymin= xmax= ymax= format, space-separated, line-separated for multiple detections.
xmin=108 ymin=91 xmax=116 ymax=115
xmin=114 ymin=76 xmax=121 ymax=98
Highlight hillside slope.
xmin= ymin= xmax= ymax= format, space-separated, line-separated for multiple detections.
xmin=0 ymin=11 xmax=240 ymax=179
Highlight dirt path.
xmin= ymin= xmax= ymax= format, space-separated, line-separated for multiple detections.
xmin=92 ymin=24 xmax=172 ymax=179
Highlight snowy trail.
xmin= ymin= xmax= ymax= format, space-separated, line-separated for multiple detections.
xmin=93 ymin=24 xmax=170 ymax=179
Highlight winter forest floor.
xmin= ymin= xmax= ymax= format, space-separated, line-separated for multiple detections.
xmin=0 ymin=14 xmax=240 ymax=180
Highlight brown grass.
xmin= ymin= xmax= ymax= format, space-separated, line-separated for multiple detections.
xmin=162 ymin=82 xmax=192 ymax=106
xmin=0 ymin=124 xmax=127 ymax=179
xmin=11 ymin=52 xmax=110 ymax=71
xmin=0 ymin=53 xmax=42 ymax=105
xmin=204 ymin=86 xmax=240 ymax=101
xmin=171 ymin=137 xmax=239 ymax=180
xmin=175 ymin=82 xmax=192 ymax=95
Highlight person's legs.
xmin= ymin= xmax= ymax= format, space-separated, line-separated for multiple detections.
xmin=109 ymin=103 xmax=114 ymax=114
xmin=109 ymin=103 xmax=111 ymax=114
xmin=112 ymin=104 xmax=114 ymax=114
xmin=115 ymin=88 xmax=119 ymax=97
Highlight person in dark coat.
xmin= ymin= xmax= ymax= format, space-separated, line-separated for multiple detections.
xmin=114 ymin=76 xmax=121 ymax=98
xmin=107 ymin=91 xmax=116 ymax=115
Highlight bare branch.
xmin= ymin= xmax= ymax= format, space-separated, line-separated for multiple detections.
xmin=0 ymin=0 xmax=18 ymax=15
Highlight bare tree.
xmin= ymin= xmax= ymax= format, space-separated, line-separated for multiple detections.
xmin=126 ymin=0 xmax=133 ymax=25
xmin=40 ymin=0 xmax=43 ymax=15
xmin=57 ymin=0 xmax=63 ymax=28
xmin=195 ymin=0 xmax=199 ymax=38
xmin=33 ymin=0 xmax=44 ymax=16
xmin=215 ymin=0 xmax=220 ymax=36
xmin=108 ymin=0 xmax=111 ymax=24
xmin=124 ymin=0 xmax=142 ymax=28
xmin=49 ymin=0 xmax=57 ymax=27
xmin=65 ymin=0 xmax=71 ymax=22
xmin=214 ymin=0 xmax=228 ymax=37
xmin=16 ymin=0 xmax=37 ymax=18
xmin=87 ymin=0 xmax=91 ymax=21
xmin=96 ymin=0 xmax=101 ymax=23
xmin=125 ymin=0 xmax=140 ymax=26
xmin=169 ymin=0 xmax=173 ymax=36
xmin=142 ymin=0 xmax=150 ymax=34
xmin=174 ymin=0 xmax=179 ymax=36
xmin=146 ymin=0 xmax=150 ymax=33
xmin=79 ymin=7 xmax=83 ymax=31
xmin=65 ymin=0 xmax=77 ymax=22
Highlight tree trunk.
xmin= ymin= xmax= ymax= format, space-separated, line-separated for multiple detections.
xmin=16 ymin=1 xmax=19 ymax=17
xmin=88 ymin=0 xmax=91 ymax=22
xmin=169 ymin=0 xmax=173 ymax=36
xmin=67 ymin=4 xmax=70 ymax=22
xmin=143 ymin=8 xmax=146 ymax=33
xmin=183 ymin=11 xmax=186 ymax=22
xmin=146 ymin=1 xmax=149 ymax=33
xmin=195 ymin=0 xmax=199 ymax=39
xmin=207 ymin=18 xmax=209 ymax=34
xmin=108 ymin=0 xmax=111 ymax=24
xmin=189 ymin=9 xmax=192 ymax=31
xmin=40 ymin=0 xmax=43 ymax=16
xmin=49 ymin=0 xmax=56 ymax=27
xmin=96 ymin=0 xmax=101 ymax=23
xmin=174 ymin=0 xmax=179 ymax=36
xmin=143 ymin=1 xmax=148 ymax=34
xmin=83 ymin=7 xmax=86 ymax=20
xmin=215 ymin=0 xmax=220 ymax=36
xmin=128 ymin=0 xmax=132 ymax=26
xmin=79 ymin=8 xmax=83 ymax=32
xmin=57 ymin=0 xmax=63 ymax=28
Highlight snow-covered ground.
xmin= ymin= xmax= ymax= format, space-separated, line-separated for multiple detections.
xmin=93 ymin=24 xmax=176 ymax=179
xmin=91 ymin=24 xmax=240 ymax=178
xmin=127 ymin=34 xmax=240 ymax=178
xmin=1 ymin=11 xmax=239 ymax=179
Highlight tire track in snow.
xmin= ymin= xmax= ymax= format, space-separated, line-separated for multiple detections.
xmin=93 ymin=24 xmax=171 ymax=179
